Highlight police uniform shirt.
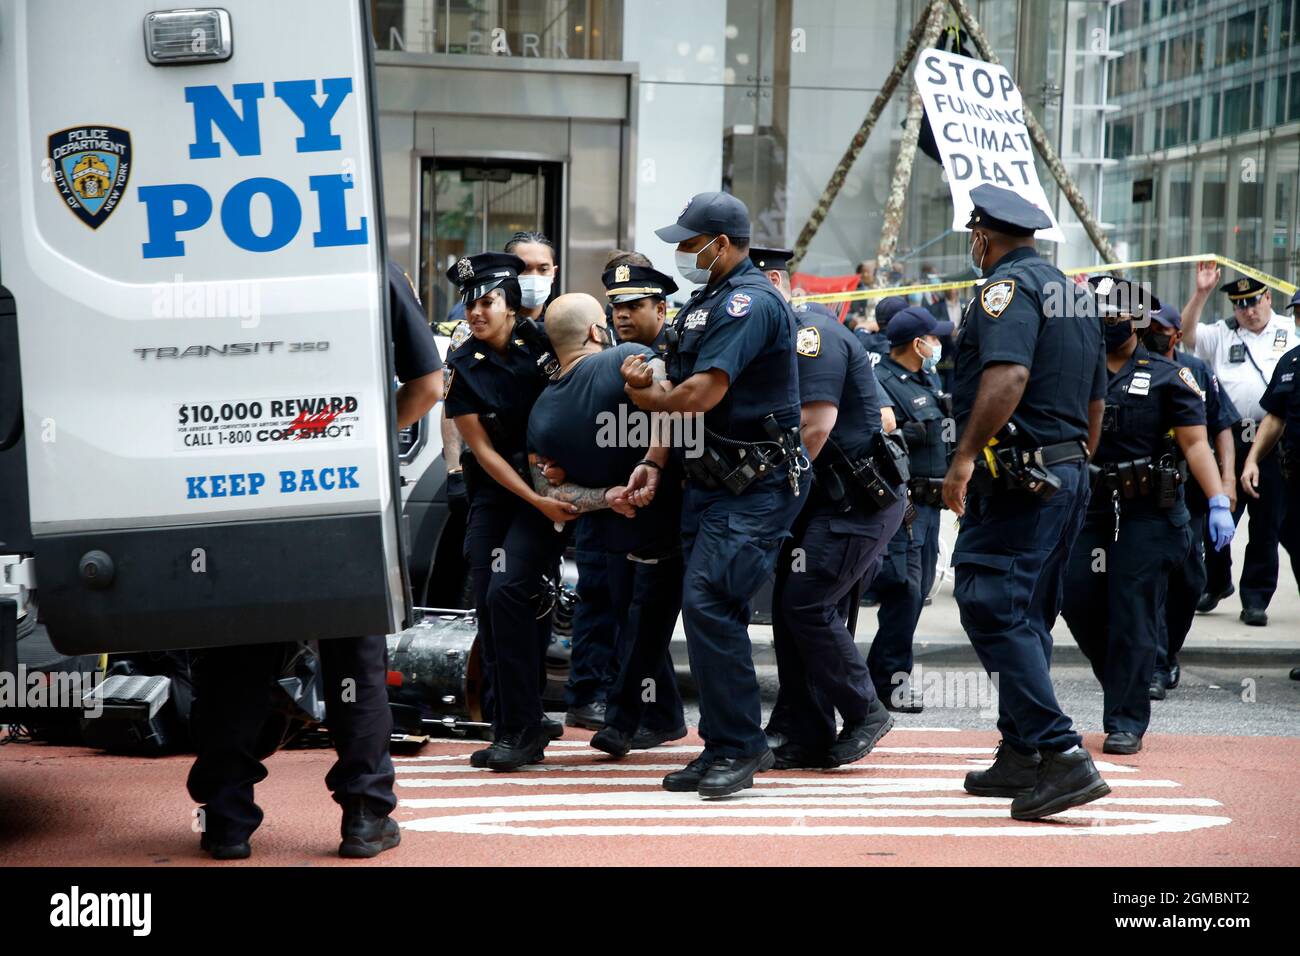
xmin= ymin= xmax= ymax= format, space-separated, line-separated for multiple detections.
xmin=388 ymin=261 xmax=443 ymax=383
xmin=443 ymin=326 xmax=549 ymax=460
xmin=671 ymin=258 xmax=801 ymax=441
xmin=794 ymin=310 xmax=880 ymax=461
xmin=1192 ymin=312 xmax=1295 ymax=422
xmin=853 ymin=327 xmax=891 ymax=364
xmin=876 ymin=355 xmax=948 ymax=478
xmin=1175 ymin=351 xmax=1240 ymax=436
xmin=1096 ymin=345 xmax=1205 ymax=467
xmin=951 ymin=247 xmax=1107 ymax=448
xmin=1259 ymin=343 xmax=1300 ymax=454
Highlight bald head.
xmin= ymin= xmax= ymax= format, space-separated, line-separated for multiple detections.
xmin=544 ymin=292 xmax=608 ymax=360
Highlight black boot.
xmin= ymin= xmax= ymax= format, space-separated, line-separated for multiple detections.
xmin=963 ymin=740 xmax=1040 ymax=797
xmin=1103 ymin=731 xmax=1142 ymax=755
xmin=827 ymin=698 xmax=893 ymax=767
xmin=772 ymin=741 xmax=833 ymax=770
xmin=565 ymin=701 xmax=607 ymax=730
xmin=1010 ymin=748 xmax=1111 ymax=821
xmin=339 ymin=801 xmax=401 ymax=859
xmin=663 ymin=754 xmax=714 ymax=792
xmin=542 ymin=716 xmax=564 ymax=740
xmin=630 ymin=725 xmax=688 ymax=750
xmin=590 ymin=725 xmax=633 ymax=759
xmin=200 ymin=832 xmax=251 ymax=861
xmin=484 ymin=727 xmax=547 ymax=772
xmin=697 ymin=750 xmax=775 ymax=798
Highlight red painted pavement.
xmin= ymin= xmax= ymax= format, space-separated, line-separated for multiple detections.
xmin=0 ymin=728 xmax=1295 ymax=867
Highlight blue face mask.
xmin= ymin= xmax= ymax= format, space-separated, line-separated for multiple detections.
xmin=921 ymin=340 xmax=942 ymax=373
xmin=970 ymin=232 xmax=986 ymax=278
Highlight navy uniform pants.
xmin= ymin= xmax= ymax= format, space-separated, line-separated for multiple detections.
xmin=1156 ymin=512 xmax=1206 ymax=682
xmin=952 ymin=461 xmax=1088 ymax=754
xmin=868 ymin=501 xmax=941 ymax=699
xmin=464 ymin=488 xmax=567 ymax=735
xmin=680 ymin=479 xmax=802 ymax=759
xmin=187 ymin=635 xmax=395 ymax=843
xmin=1063 ymin=508 xmax=1193 ymax=736
xmin=769 ymin=492 xmax=905 ymax=750
xmin=1204 ymin=427 xmax=1289 ymax=611
xmin=602 ymin=549 xmax=686 ymax=736
xmin=566 ymin=517 xmax=620 ymax=709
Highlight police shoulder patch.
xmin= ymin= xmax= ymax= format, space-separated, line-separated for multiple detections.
xmin=449 ymin=320 xmax=472 ymax=351
xmin=796 ymin=326 xmax=821 ymax=357
xmin=1178 ymin=365 xmax=1205 ymax=399
xmin=726 ymin=292 xmax=753 ymax=317
xmin=444 ymin=367 xmax=455 ymax=396
xmin=980 ymin=279 xmax=1016 ymax=318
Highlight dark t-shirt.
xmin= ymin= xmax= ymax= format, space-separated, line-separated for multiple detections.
xmin=388 ymin=261 xmax=442 ymax=383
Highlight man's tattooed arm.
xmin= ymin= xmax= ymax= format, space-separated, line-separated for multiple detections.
xmin=530 ymin=461 xmax=612 ymax=513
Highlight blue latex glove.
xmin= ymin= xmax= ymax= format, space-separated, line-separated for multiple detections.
xmin=1207 ymin=495 xmax=1235 ymax=551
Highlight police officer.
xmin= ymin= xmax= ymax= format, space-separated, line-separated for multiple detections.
xmin=943 ymin=184 xmax=1109 ymax=821
xmin=1140 ymin=303 xmax=1241 ymax=699
xmin=573 ymin=258 xmax=688 ymax=750
xmin=852 ymin=294 xmax=907 ymax=363
xmin=187 ymin=259 xmax=444 ymax=860
xmin=749 ymin=247 xmax=904 ymax=769
xmin=443 ymin=252 xmax=576 ymax=772
xmin=1182 ymin=265 xmax=1296 ymax=625
xmin=1241 ymin=340 xmax=1300 ymax=597
xmin=1062 ymin=277 xmax=1234 ymax=755
xmin=621 ymin=192 xmax=803 ymax=797
xmin=869 ymin=306 xmax=954 ymax=713
xmin=525 ymin=292 xmax=688 ymax=756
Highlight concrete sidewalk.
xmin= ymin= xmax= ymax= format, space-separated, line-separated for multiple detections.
xmin=670 ymin=508 xmax=1300 ymax=667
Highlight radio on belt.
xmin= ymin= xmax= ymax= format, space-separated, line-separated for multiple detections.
xmin=0 ymin=0 xmax=412 ymax=653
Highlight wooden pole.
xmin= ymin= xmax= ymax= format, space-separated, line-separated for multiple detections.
xmin=789 ymin=3 xmax=934 ymax=270
xmin=874 ymin=0 xmax=947 ymax=285
xmin=946 ymin=0 xmax=1118 ymax=262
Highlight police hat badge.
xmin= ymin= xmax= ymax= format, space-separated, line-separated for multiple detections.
xmin=615 ymin=264 xmax=631 ymax=283
xmin=456 ymin=257 xmax=474 ymax=282
xmin=48 ymin=125 xmax=132 ymax=229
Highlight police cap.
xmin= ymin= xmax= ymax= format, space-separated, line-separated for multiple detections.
xmin=1088 ymin=274 xmax=1161 ymax=321
xmin=749 ymin=247 xmax=795 ymax=272
xmin=1289 ymin=287 xmax=1300 ymax=309
xmin=1151 ymin=301 xmax=1181 ymax=330
xmin=875 ymin=295 xmax=910 ymax=329
xmin=1220 ymin=275 xmax=1267 ymax=306
xmin=602 ymin=263 xmax=678 ymax=304
xmin=446 ymin=252 xmax=524 ymax=303
xmin=965 ymin=183 xmax=1053 ymax=237
xmin=655 ymin=191 xmax=751 ymax=244
xmin=886 ymin=305 xmax=954 ymax=347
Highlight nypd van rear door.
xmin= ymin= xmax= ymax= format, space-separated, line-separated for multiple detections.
xmin=0 ymin=0 xmax=411 ymax=652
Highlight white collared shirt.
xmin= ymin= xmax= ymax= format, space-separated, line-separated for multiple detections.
xmin=1193 ymin=312 xmax=1295 ymax=421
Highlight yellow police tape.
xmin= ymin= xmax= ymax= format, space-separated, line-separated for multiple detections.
xmin=788 ymin=252 xmax=1297 ymax=308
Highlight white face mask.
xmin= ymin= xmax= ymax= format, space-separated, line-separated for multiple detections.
xmin=517 ymin=275 xmax=552 ymax=309
xmin=675 ymin=236 xmax=721 ymax=285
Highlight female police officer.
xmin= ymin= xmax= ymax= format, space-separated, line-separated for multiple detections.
xmin=442 ymin=252 xmax=578 ymax=771
xmin=1062 ymin=276 xmax=1235 ymax=756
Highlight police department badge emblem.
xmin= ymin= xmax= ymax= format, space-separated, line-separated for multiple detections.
xmin=456 ymin=257 xmax=474 ymax=281
xmin=980 ymin=280 xmax=1016 ymax=318
xmin=48 ymin=125 xmax=131 ymax=229
xmin=1235 ymin=278 xmax=1250 ymax=293
xmin=727 ymin=292 xmax=752 ymax=317
xmin=796 ymin=326 xmax=821 ymax=357
xmin=1177 ymin=366 xmax=1205 ymax=399
xmin=615 ymin=264 xmax=630 ymax=283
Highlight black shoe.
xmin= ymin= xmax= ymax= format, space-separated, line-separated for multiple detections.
xmin=629 ymin=725 xmax=688 ymax=750
xmin=1010 ymin=748 xmax=1111 ymax=821
xmin=663 ymin=754 xmax=714 ymax=792
xmin=764 ymin=730 xmax=789 ymax=751
xmin=339 ymin=803 xmax=401 ymax=859
xmin=200 ymin=832 xmax=251 ymax=861
xmin=469 ymin=745 xmax=492 ymax=768
xmin=963 ymin=740 xmax=1041 ymax=797
xmin=697 ymin=749 xmax=776 ymax=798
xmin=565 ymin=701 xmax=607 ymax=730
xmin=1196 ymin=584 xmax=1234 ymax=613
xmin=880 ymin=686 xmax=925 ymax=714
xmin=772 ymin=741 xmax=833 ymax=770
xmin=484 ymin=728 xmax=546 ymax=772
xmin=542 ymin=716 xmax=564 ymax=740
xmin=1290 ymin=667 xmax=1300 ymax=681
xmin=1148 ymin=677 xmax=1167 ymax=701
xmin=1102 ymin=732 xmax=1142 ymax=755
xmin=827 ymin=698 xmax=894 ymax=767
xmin=590 ymin=725 xmax=633 ymax=759
xmin=1167 ymin=660 xmax=1181 ymax=689
xmin=1240 ymin=607 xmax=1268 ymax=626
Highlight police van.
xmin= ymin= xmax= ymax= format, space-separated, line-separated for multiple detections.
xmin=0 ymin=0 xmax=473 ymax=731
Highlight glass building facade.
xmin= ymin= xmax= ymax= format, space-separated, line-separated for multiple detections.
xmin=1105 ymin=0 xmax=1300 ymax=310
